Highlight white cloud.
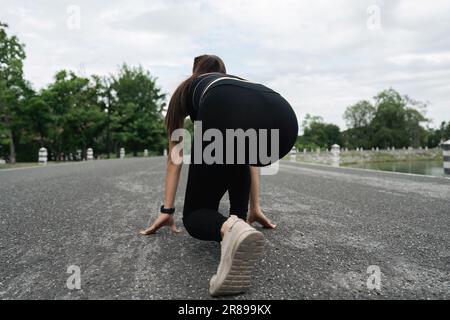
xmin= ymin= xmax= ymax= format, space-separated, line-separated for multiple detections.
xmin=388 ymin=52 xmax=450 ymax=66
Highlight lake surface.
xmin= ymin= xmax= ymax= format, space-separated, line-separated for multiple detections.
xmin=343 ymin=160 xmax=447 ymax=177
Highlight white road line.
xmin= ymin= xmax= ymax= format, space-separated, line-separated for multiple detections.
xmin=0 ymin=161 xmax=90 ymax=172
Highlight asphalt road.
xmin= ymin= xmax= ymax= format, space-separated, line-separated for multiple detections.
xmin=0 ymin=157 xmax=449 ymax=299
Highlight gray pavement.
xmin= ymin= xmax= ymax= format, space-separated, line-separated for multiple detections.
xmin=0 ymin=157 xmax=449 ymax=299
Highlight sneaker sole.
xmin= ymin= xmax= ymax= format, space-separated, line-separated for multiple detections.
xmin=209 ymin=230 xmax=264 ymax=296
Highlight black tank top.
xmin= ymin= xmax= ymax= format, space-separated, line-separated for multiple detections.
xmin=186 ymin=72 xmax=244 ymax=121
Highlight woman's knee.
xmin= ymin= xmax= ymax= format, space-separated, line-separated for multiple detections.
xmin=182 ymin=209 xmax=225 ymax=242
xmin=181 ymin=213 xmax=198 ymax=239
xmin=182 ymin=211 xmax=207 ymax=240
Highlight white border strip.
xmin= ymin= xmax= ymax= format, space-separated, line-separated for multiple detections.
xmin=0 ymin=161 xmax=95 ymax=172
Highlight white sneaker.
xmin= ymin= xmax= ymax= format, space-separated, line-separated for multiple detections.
xmin=209 ymin=218 xmax=264 ymax=296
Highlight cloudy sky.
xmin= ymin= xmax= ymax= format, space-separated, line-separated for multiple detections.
xmin=1 ymin=0 xmax=449 ymax=129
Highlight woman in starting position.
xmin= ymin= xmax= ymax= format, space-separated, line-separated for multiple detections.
xmin=140 ymin=55 xmax=298 ymax=296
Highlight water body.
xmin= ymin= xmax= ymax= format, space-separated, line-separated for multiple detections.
xmin=343 ymin=160 xmax=446 ymax=177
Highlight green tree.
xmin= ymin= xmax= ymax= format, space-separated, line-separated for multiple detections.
xmin=343 ymin=100 xmax=376 ymax=129
xmin=428 ymin=121 xmax=450 ymax=146
xmin=298 ymin=114 xmax=341 ymax=149
xmin=371 ymin=89 xmax=428 ymax=148
xmin=22 ymin=96 xmax=52 ymax=147
xmin=109 ymin=64 xmax=167 ymax=156
xmin=371 ymin=89 xmax=407 ymax=148
xmin=39 ymin=70 xmax=107 ymax=159
xmin=404 ymin=108 xmax=428 ymax=148
xmin=0 ymin=22 xmax=28 ymax=163
xmin=1 ymin=21 xmax=169 ymax=162
xmin=99 ymin=76 xmax=114 ymax=158
xmin=440 ymin=121 xmax=450 ymax=141
xmin=342 ymin=100 xmax=376 ymax=149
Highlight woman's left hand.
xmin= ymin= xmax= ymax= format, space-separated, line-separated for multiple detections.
xmin=247 ymin=207 xmax=277 ymax=229
xmin=139 ymin=213 xmax=181 ymax=235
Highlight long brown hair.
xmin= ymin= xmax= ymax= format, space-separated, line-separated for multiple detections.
xmin=165 ymin=55 xmax=226 ymax=136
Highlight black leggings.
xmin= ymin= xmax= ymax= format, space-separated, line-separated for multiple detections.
xmin=182 ymin=164 xmax=250 ymax=242
xmin=182 ymin=81 xmax=298 ymax=242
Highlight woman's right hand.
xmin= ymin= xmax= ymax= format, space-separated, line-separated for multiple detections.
xmin=139 ymin=213 xmax=181 ymax=235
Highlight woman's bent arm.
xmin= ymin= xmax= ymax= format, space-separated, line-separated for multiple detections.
xmin=249 ymin=166 xmax=261 ymax=211
xmin=163 ymin=145 xmax=183 ymax=209
xmin=247 ymin=166 xmax=277 ymax=229
xmin=139 ymin=141 xmax=182 ymax=235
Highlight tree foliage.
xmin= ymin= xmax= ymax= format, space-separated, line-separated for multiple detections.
xmin=0 ymin=21 xmax=167 ymax=162
xmin=296 ymin=114 xmax=341 ymax=150
xmin=299 ymin=88 xmax=442 ymax=150
xmin=0 ymin=22 xmax=30 ymax=163
xmin=341 ymin=89 xmax=431 ymax=149
xmin=109 ymin=64 xmax=167 ymax=156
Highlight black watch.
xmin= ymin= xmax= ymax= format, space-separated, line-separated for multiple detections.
xmin=160 ymin=205 xmax=175 ymax=214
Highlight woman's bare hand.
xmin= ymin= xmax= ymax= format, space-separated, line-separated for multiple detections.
xmin=247 ymin=207 xmax=277 ymax=229
xmin=139 ymin=213 xmax=181 ymax=235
